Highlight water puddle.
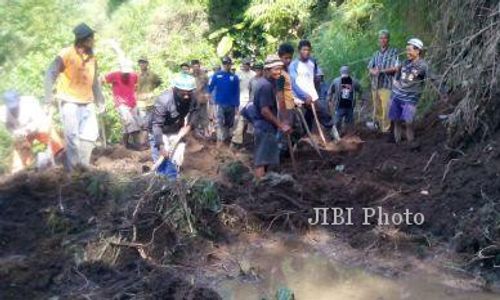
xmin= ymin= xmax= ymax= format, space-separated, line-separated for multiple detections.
xmin=212 ymin=235 xmax=498 ymax=300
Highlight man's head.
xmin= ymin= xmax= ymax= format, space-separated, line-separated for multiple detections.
xmin=298 ymin=40 xmax=312 ymax=61
xmin=120 ymin=59 xmax=134 ymax=74
xmin=221 ymin=56 xmax=232 ymax=72
xmin=253 ymin=62 xmax=264 ymax=77
xmin=180 ymin=63 xmax=191 ymax=74
xmin=172 ymin=73 xmax=196 ymax=101
xmin=317 ymin=67 xmax=324 ymax=81
xmin=264 ymin=54 xmax=284 ymax=80
xmin=406 ymin=38 xmax=423 ymax=60
xmin=73 ymin=23 xmax=95 ymax=51
xmin=2 ymin=90 xmax=20 ymax=111
xmin=378 ymin=29 xmax=390 ymax=49
xmin=241 ymin=58 xmax=251 ymax=72
xmin=340 ymin=65 xmax=350 ymax=78
xmin=138 ymin=57 xmax=149 ymax=72
xmin=278 ymin=43 xmax=294 ymax=67
xmin=191 ymin=59 xmax=201 ymax=73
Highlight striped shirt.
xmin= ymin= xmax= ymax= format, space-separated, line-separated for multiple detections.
xmin=367 ymin=47 xmax=400 ymax=89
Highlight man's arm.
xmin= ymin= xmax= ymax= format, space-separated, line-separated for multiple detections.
xmin=44 ymin=57 xmax=64 ymax=105
xmin=367 ymin=53 xmax=380 ymax=76
xmin=289 ymin=61 xmax=311 ymax=102
xmin=259 ymin=84 xmax=290 ymax=133
xmin=93 ymin=63 xmax=105 ymax=107
xmin=380 ymin=49 xmax=400 ymax=75
xmin=326 ymin=79 xmax=336 ymax=103
xmin=153 ymin=73 xmax=162 ymax=89
xmin=151 ymin=96 xmax=168 ymax=150
xmin=261 ymin=106 xmax=290 ymax=133
xmin=208 ymin=74 xmax=216 ymax=93
xmin=234 ymin=76 xmax=240 ymax=107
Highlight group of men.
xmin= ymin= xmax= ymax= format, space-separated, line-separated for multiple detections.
xmin=2 ymin=23 xmax=429 ymax=179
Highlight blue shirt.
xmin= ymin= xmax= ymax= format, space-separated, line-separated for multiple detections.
xmin=208 ymin=71 xmax=240 ymax=107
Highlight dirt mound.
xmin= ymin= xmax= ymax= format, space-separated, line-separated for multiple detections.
xmin=0 ymin=170 xmax=223 ymax=299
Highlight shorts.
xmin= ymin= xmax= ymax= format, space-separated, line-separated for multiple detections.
xmin=389 ymin=96 xmax=417 ymax=123
xmin=254 ymin=129 xmax=279 ymax=167
xmin=138 ymin=106 xmax=153 ymax=130
xmin=118 ymin=105 xmax=141 ymax=134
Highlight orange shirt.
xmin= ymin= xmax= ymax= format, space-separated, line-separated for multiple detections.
xmin=278 ymin=71 xmax=295 ymax=109
xmin=56 ymin=46 xmax=96 ymax=104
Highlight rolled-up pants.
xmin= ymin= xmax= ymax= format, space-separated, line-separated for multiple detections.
xmin=61 ymin=101 xmax=99 ymax=170
xmin=231 ymin=102 xmax=251 ymax=145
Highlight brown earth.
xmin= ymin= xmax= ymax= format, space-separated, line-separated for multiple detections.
xmin=1 ymin=102 xmax=499 ymax=299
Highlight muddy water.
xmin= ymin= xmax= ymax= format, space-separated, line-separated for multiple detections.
xmin=212 ymin=236 xmax=497 ymax=300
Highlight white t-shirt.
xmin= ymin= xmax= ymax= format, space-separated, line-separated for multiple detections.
xmin=295 ymin=60 xmax=319 ymax=102
xmin=1 ymin=96 xmax=49 ymax=135
xmin=236 ymin=69 xmax=255 ymax=107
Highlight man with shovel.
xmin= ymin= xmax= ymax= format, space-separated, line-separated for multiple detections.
xmin=289 ymin=40 xmax=330 ymax=149
xmin=44 ymin=23 xmax=105 ymax=172
xmin=149 ymin=73 xmax=198 ymax=180
xmin=251 ymin=55 xmax=291 ymax=178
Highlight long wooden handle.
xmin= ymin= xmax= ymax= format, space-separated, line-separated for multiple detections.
xmin=311 ymin=103 xmax=327 ymax=147
xmin=295 ymin=108 xmax=323 ymax=158
xmin=286 ymin=134 xmax=297 ymax=174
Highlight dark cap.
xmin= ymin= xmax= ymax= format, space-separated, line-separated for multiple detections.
xmin=73 ymin=23 xmax=95 ymax=40
xmin=138 ymin=57 xmax=149 ymax=63
xmin=222 ymin=56 xmax=232 ymax=64
xmin=242 ymin=57 xmax=252 ymax=65
xmin=253 ymin=62 xmax=264 ymax=70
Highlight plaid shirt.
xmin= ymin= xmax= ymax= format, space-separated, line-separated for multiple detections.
xmin=367 ymin=47 xmax=399 ymax=89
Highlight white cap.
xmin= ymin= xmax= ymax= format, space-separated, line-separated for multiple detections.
xmin=407 ymin=38 xmax=424 ymax=50
xmin=120 ymin=59 xmax=134 ymax=73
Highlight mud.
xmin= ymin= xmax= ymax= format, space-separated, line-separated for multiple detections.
xmin=1 ymin=101 xmax=500 ymax=299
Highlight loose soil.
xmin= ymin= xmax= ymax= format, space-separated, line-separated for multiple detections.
xmin=1 ymin=102 xmax=499 ymax=299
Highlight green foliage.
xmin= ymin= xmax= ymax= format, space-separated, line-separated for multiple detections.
xmin=0 ymin=124 xmax=13 ymax=174
xmin=0 ymin=0 xmax=441 ymax=156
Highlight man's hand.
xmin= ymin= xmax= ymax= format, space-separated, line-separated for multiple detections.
xmin=178 ymin=125 xmax=190 ymax=139
xmin=370 ymin=68 xmax=380 ymax=76
xmin=279 ymin=123 xmax=292 ymax=134
xmin=159 ymin=146 xmax=170 ymax=159
xmin=304 ymin=95 xmax=313 ymax=106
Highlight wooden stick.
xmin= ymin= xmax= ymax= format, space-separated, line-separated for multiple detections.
xmin=311 ymin=102 xmax=327 ymax=147
xmin=99 ymin=116 xmax=107 ymax=148
xmin=286 ymin=134 xmax=297 ymax=174
xmin=295 ymin=108 xmax=323 ymax=158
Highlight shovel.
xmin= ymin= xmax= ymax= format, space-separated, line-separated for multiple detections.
xmin=311 ymin=102 xmax=327 ymax=147
xmin=295 ymin=108 xmax=323 ymax=158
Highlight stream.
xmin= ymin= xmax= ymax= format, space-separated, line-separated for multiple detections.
xmin=207 ymin=231 xmax=498 ymax=300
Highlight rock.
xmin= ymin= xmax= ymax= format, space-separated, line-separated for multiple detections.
xmin=0 ymin=255 xmax=28 ymax=275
